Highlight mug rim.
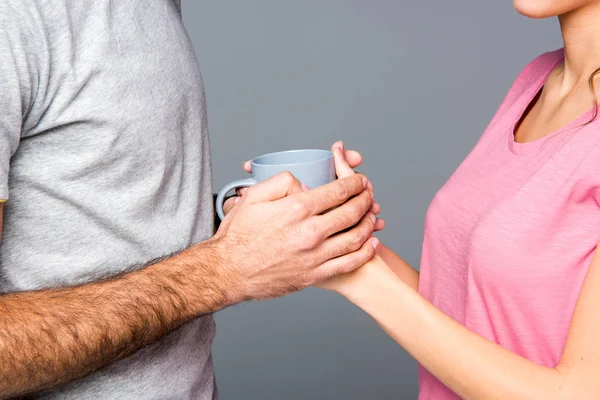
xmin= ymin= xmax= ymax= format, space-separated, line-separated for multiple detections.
xmin=251 ymin=149 xmax=333 ymax=167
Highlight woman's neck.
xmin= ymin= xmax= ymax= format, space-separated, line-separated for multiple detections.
xmin=559 ymin=3 xmax=600 ymax=89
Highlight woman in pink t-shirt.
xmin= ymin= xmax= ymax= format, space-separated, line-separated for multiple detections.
xmin=319 ymin=1 xmax=600 ymax=399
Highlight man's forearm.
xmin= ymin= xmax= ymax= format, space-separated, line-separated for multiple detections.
xmin=0 ymin=240 xmax=227 ymax=398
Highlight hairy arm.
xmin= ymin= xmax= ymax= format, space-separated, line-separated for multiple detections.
xmin=0 ymin=171 xmax=375 ymax=398
xmin=0 ymin=240 xmax=227 ymax=399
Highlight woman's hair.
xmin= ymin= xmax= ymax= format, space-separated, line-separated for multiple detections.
xmin=588 ymin=67 xmax=600 ymax=123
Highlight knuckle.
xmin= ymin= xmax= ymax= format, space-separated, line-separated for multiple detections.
xmin=336 ymin=232 xmax=363 ymax=255
xmin=291 ymin=272 xmax=311 ymax=291
xmin=339 ymin=202 xmax=364 ymax=226
xmin=316 ymin=263 xmax=337 ymax=281
xmin=364 ymin=246 xmax=376 ymax=262
xmin=305 ymin=271 xmax=320 ymax=286
xmin=335 ymin=259 xmax=355 ymax=276
xmin=281 ymin=171 xmax=296 ymax=185
xmin=290 ymin=200 xmax=309 ymax=219
xmin=352 ymin=174 xmax=365 ymax=191
xmin=295 ymin=249 xmax=315 ymax=267
xmin=307 ymin=232 xmax=323 ymax=250
xmin=338 ymin=212 xmax=358 ymax=231
xmin=348 ymin=232 xmax=364 ymax=251
xmin=334 ymin=183 xmax=350 ymax=201
xmin=299 ymin=222 xmax=322 ymax=249
xmin=360 ymin=189 xmax=373 ymax=206
xmin=337 ymin=262 xmax=358 ymax=276
xmin=364 ymin=215 xmax=376 ymax=232
xmin=339 ymin=241 xmax=374 ymax=272
xmin=348 ymin=202 xmax=364 ymax=220
xmin=360 ymin=241 xmax=376 ymax=260
xmin=244 ymin=185 xmax=259 ymax=200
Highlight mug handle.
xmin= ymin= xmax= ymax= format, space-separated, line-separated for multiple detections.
xmin=215 ymin=178 xmax=257 ymax=220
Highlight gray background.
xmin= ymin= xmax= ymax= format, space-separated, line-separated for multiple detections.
xmin=183 ymin=2 xmax=560 ymax=399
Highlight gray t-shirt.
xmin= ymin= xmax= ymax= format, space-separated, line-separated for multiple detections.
xmin=0 ymin=1 xmax=217 ymax=398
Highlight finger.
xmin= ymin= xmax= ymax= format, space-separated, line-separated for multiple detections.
xmin=317 ymin=189 xmax=373 ymax=238
xmin=318 ymin=213 xmax=376 ymax=260
xmin=236 ymin=187 xmax=249 ymax=197
xmin=333 ymin=142 xmax=355 ymax=178
xmin=286 ymin=174 xmax=367 ymax=217
xmin=331 ymin=141 xmax=362 ymax=169
xmin=245 ymin=171 xmax=303 ymax=204
xmin=345 ymin=150 xmax=362 ymax=169
xmin=223 ymin=197 xmax=236 ymax=215
xmin=313 ymin=237 xmax=379 ymax=283
xmin=352 ymin=169 xmax=374 ymax=192
xmin=370 ymin=201 xmax=381 ymax=215
xmin=222 ymin=195 xmax=243 ymax=216
xmin=374 ymin=218 xmax=385 ymax=231
xmin=243 ymin=161 xmax=252 ymax=173
xmin=334 ymin=144 xmax=375 ymax=202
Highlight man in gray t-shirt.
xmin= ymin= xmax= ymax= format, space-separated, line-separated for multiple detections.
xmin=0 ymin=1 xmax=380 ymax=399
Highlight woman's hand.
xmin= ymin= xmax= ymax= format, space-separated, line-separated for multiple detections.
xmin=315 ymin=141 xmax=390 ymax=295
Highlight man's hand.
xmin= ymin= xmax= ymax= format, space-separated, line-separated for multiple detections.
xmin=211 ymin=168 xmax=379 ymax=302
xmin=223 ymin=142 xmax=383 ymax=225
xmin=330 ymin=140 xmax=384 ymax=230
xmin=0 ymin=143 xmax=378 ymax=398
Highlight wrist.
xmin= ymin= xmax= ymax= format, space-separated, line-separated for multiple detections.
xmin=171 ymin=240 xmax=234 ymax=314
xmin=196 ymin=237 xmax=248 ymax=307
xmin=341 ymin=256 xmax=401 ymax=306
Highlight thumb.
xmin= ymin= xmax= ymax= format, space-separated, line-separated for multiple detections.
xmin=333 ymin=141 xmax=355 ymax=178
xmin=244 ymin=171 xmax=304 ymax=204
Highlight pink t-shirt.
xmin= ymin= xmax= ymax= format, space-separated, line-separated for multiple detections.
xmin=418 ymin=48 xmax=600 ymax=399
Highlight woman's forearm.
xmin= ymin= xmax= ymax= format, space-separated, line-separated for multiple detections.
xmin=345 ymin=259 xmax=571 ymax=400
xmin=376 ymin=244 xmax=419 ymax=291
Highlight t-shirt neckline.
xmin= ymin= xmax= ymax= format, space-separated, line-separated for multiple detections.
xmin=508 ymin=53 xmax=595 ymax=155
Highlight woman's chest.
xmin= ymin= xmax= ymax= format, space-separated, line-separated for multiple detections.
xmin=424 ymin=134 xmax=600 ymax=292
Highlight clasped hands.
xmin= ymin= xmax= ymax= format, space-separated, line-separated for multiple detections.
xmin=222 ymin=141 xmax=391 ymax=296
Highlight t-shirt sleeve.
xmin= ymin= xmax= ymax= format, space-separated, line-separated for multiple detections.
xmin=0 ymin=51 xmax=23 ymax=202
xmin=0 ymin=4 xmax=41 ymax=201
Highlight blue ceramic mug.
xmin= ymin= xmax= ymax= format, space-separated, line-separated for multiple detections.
xmin=215 ymin=149 xmax=336 ymax=220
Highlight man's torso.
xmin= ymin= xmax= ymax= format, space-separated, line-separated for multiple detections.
xmin=0 ymin=1 xmax=217 ymax=398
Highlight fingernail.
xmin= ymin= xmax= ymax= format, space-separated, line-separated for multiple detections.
xmin=301 ymin=183 xmax=310 ymax=191
xmin=368 ymin=213 xmax=376 ymax=223
xmin=371 ymin=237 xmax=379 ymax=249
xmin=362 ymin=176 xmax=368 ymax=189
xmin=233 ymin=197 xmax=240 ymax=204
